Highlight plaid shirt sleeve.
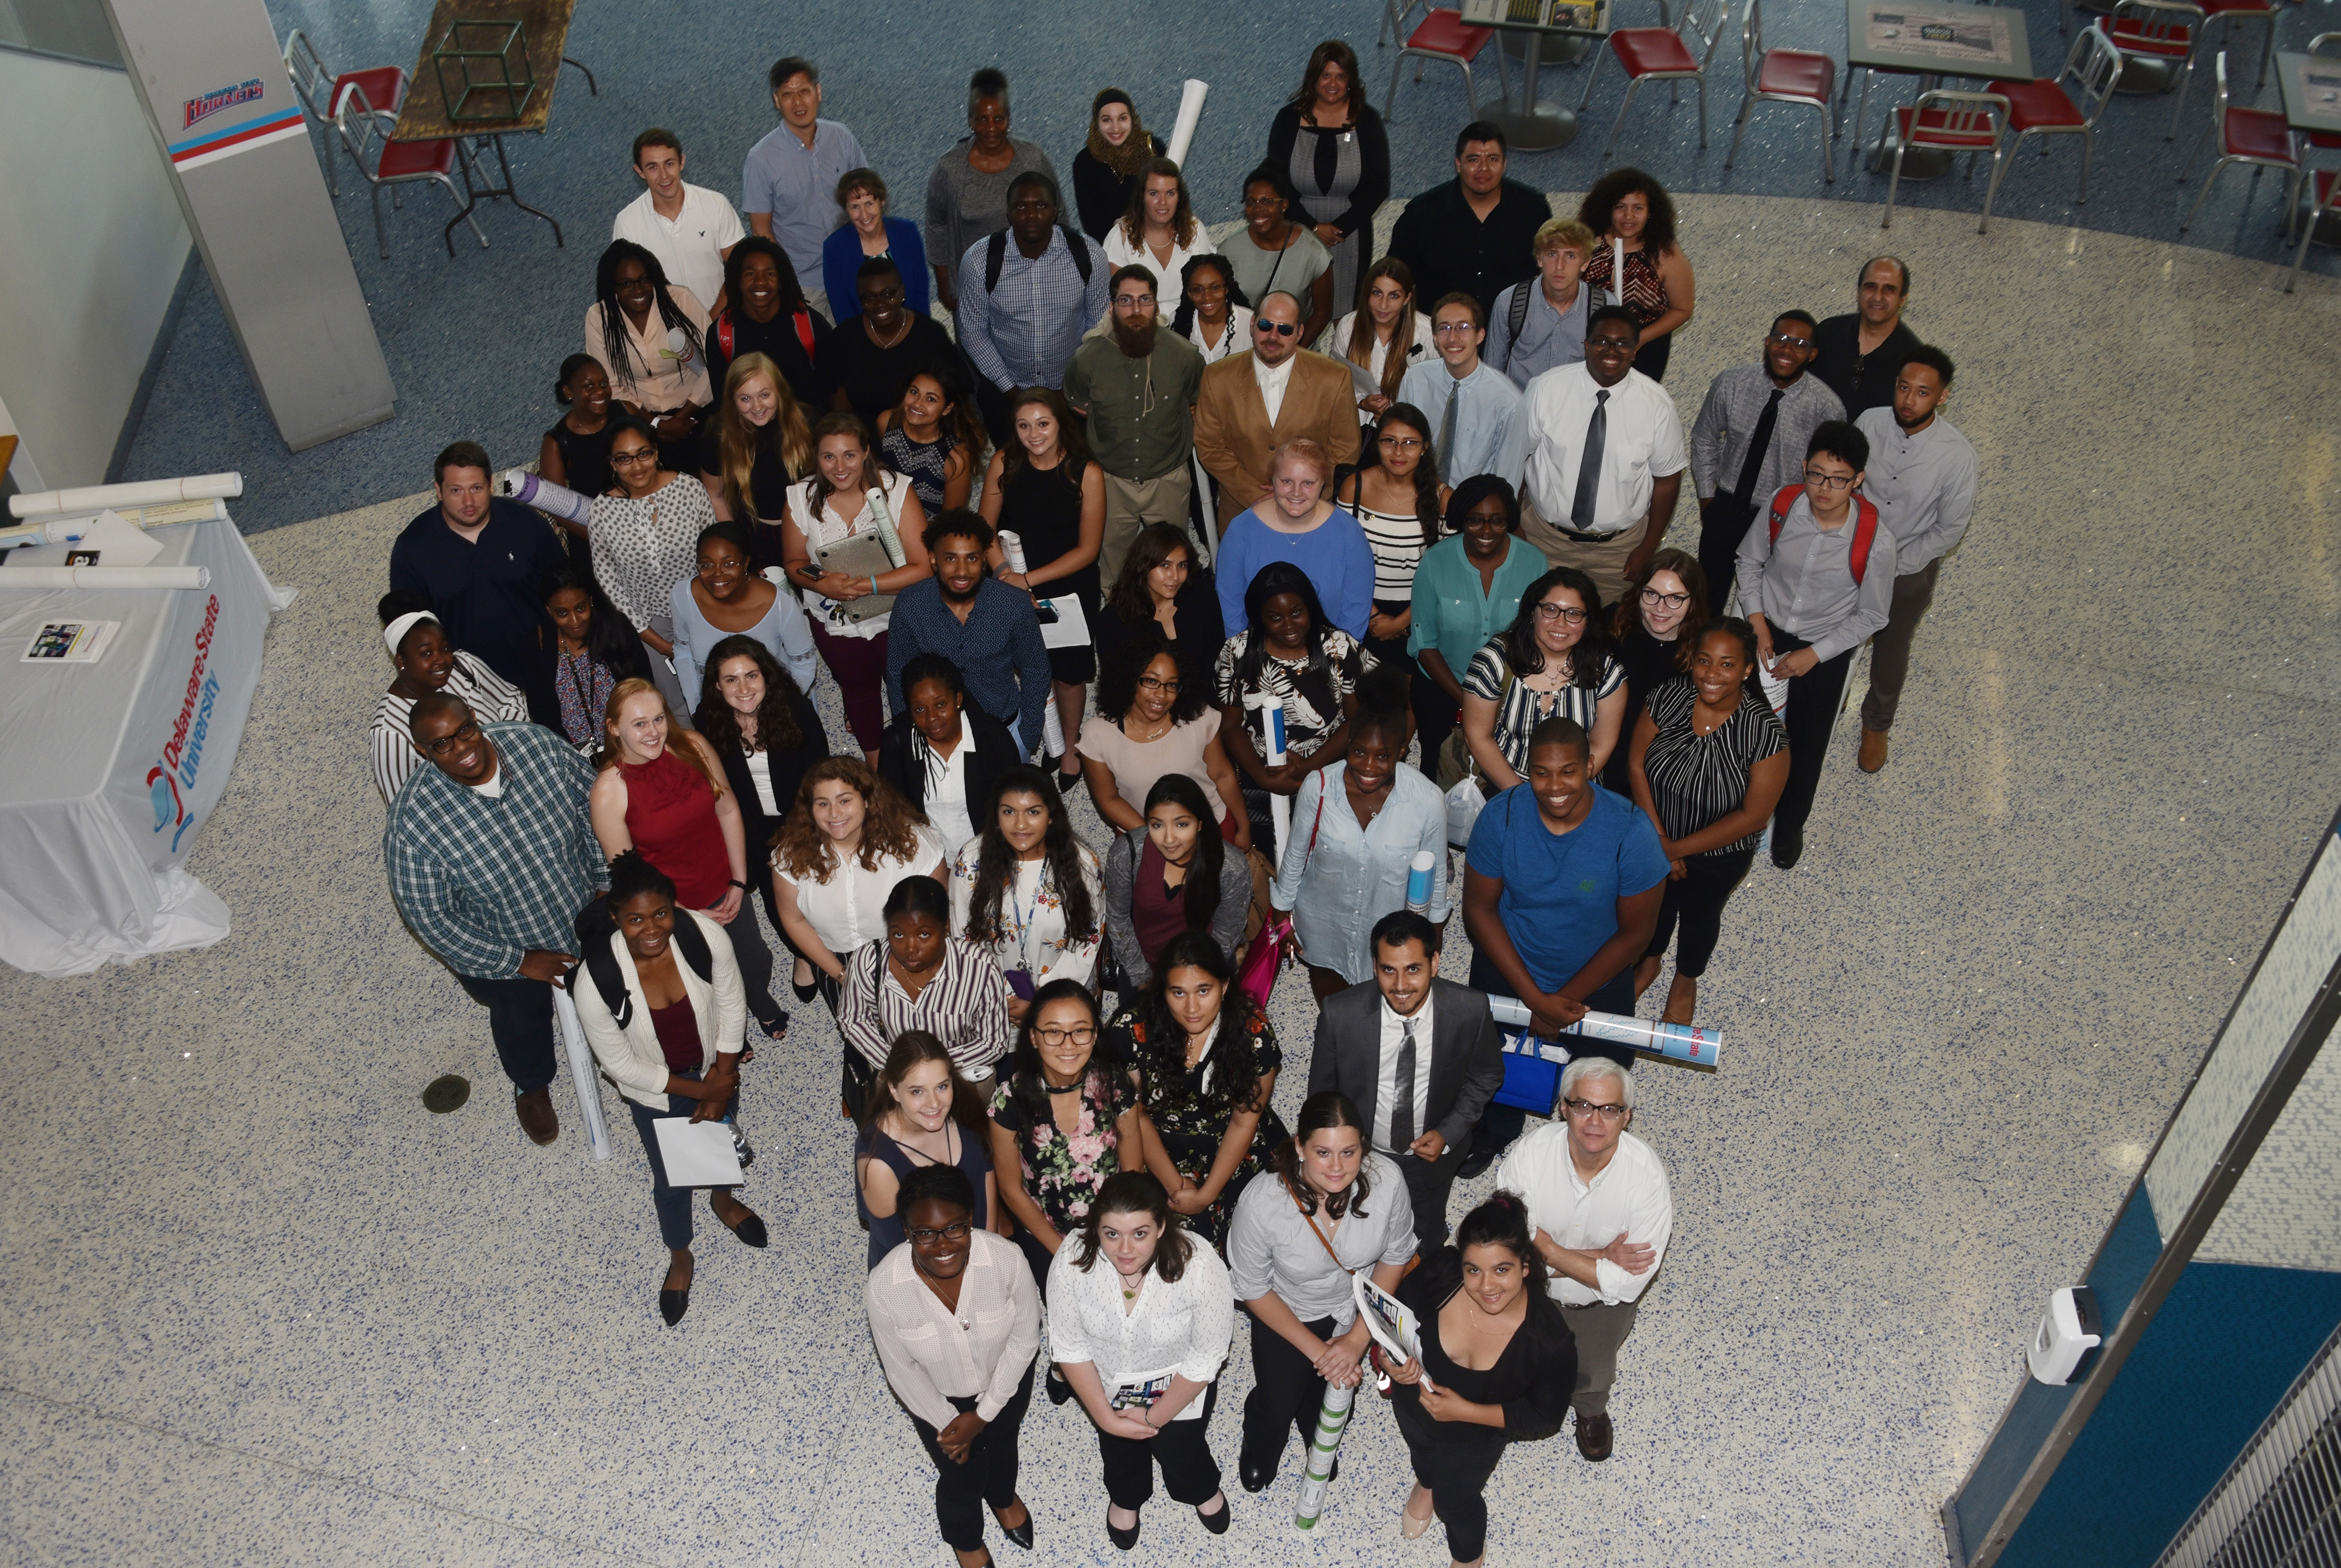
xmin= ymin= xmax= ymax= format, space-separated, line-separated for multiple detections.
xmin=386 ymin=812 xmax=527 ymax=979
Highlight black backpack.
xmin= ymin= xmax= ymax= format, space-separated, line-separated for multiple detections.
xmin=568 ymin=894 xmax=713 ymax=1027
xmin=985 ymin=226 xmax=1094 ymax=294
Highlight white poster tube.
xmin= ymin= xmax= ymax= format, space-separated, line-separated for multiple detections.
xmin=1165 ymin=79 xmax=1210 ymax=168
xmin=0 ymin=565 xmax=212 ymax=591
xmin=553 ymin=987 xmax=615 ymax=1162
xmin=8 ymin=473 xmax=244 ymax=519
xmin=8 ymin=500 xmax=228 ymax=540
xmin=1486 ymin=994 xmax=1723 ymax=1068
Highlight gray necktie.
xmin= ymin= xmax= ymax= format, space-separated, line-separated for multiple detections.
xmin=1438 ymin=383 xmax=1460 ymax=478
xmin=1389 ymin=1016 xmax=1418 ymax=1151
xmin=1569 ymin=388 xmax=1609 ymax=531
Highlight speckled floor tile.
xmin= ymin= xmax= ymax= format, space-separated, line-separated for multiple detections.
xmin=0 ymin=194 xmax=2335 ymax=1566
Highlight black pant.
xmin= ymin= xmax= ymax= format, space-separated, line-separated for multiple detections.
xmin=911 ymin=1362 xmax=1036 ymax=1552
xmin=1366 ymin=604 xmax=1455 ymax=764
xmin=625 ymin=1073 xmax=739 ymax=1248
xmin=454 ymin=973 xmax=558 ymax=1094
xmin=1467 ymin=951 xmax=1635 ymax=1155
xmin=1402 ymin=1428 xmax=1508 ymax=1563
xmin=711 ymin=899 xmax=784 ymax=1032
xmin=1632 ymin=330 xmax=1672 ymax=383
xmin=1767 ymin=626 xmax=1856 ymax=846
xmin=1644 ymin=849 xmax=1755 ymax=978
xmin=1101 ymin=1382 xmax=1224 ymax=1510
xmin=974 ymin=363 xmax=1020 ymax=453
xmin=1393 ymin=1138 xmax=1468 ymax=1254
xmin=1697 ymin=493 xmax=1758 ymax=619
xmin=1240 ymin=1310 xmax=1338 ymax=1476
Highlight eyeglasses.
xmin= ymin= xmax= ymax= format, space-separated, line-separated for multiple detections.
xmin=696 ymin=558 xmax=742 ymax=575
xmin=1803 ymin=469 xmax=1856 ymax=491
xmin=1114 ymin=294 xmax=1155 ymax=309
xmin=1563 ymin=1098 xmax=1629 ymax=1121
xmin=1379 ymin=435 xmax=1423 ymax=451
xmin=1432 ymin=320 xmax=1480 ymax=335
xmin=1765 ymin=332 xmax=1815 ymax=350
xmin=610 ymin=447 xmax=658 ymax=465
xmin=1254 ymin=320 xmax=1297 ymax=337
xmin=906 ymin=1221 xmax=973 ymax=1244
xmin=1035 ymin=1024 xmax=1097 ymax=1047
xmin=1242 ymin=194 xmax=1285 ymax=210
xmin=1136 ymin=674 xmax=1182 ymax=692
xmin=1534 ymin=602 xmax=1588 ymax=625
xmin=421 ymin=719 xmax=481 ymax=758
xmin=1639 ymin=588 xmax=1690 ymax=609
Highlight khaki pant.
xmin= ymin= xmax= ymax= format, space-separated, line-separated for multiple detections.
xmin=1562 ymin=1299 xmax=1639 ymax=1417
xmin=1518 ymin=495 xmax=1646 ymax=609
xmin=1859 ymin=556 xmax=1941 ymax=732
xmin=1099 ymin=468 xmax=1194 ymax=590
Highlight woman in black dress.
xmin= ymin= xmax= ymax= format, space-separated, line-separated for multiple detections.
xmin=1096 ymin=523 xmax=1224 ymax=707
xmin=692 ymin=632 xmax=830 ymax=996
xmin=979 ymin=387 xmax=1106 ymax=790
xmin=705 ymin=236 xmax=831 ymax=413
xmin=1602 ymin=547 xmax=1707 ymax=795
xmin=1386 ymin=1193 xmax=1576 ymax=1568
xmin=539 ymin=354 xmax=615 ymax=536
xmin=1113 ymin=930 xmax=1288 ymax=1247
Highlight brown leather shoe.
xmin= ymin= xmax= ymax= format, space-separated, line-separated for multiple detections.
xmin=514 ymin=1087 xmax=559 ymax=1145
xmin=1575 ymin=1411 xmax=1614 ymax=1461
xmin=1662 ymin=974 xmax=1697 ymax=1025
xmin=1858 ymin=728 xmax=1890 ymax=773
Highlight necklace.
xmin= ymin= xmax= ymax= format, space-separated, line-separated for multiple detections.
xmin=866 ymin=313 xmax=912 ymax=351
xmin=1121 ymin=1276 xmax=1144 ymax=1302
xmin=1125 ymin=713 xmax=1172 ymax=743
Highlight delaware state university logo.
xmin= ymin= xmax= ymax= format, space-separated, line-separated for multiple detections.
xmin=149 ymin=595 xmax=222 ymax=853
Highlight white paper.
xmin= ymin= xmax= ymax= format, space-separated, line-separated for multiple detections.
xmin=8 ymin=472 xmax=242 ymax=519
xmin=1038 ymin=592 xmax=1091 ymax=650
xmin=653 ymin=1115 xmax=745 ymax=1186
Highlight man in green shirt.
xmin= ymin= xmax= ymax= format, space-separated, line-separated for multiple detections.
xmin=1064 ymin=263 xmax=1204 ymax=587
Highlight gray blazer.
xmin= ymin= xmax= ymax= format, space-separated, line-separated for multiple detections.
xmin=1100 ymin=828 xmax=1252 ymax=989
xmin=1306 ymin=978 xmax=1505 ymax=1152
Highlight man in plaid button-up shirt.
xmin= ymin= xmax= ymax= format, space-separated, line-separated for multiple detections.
xmin=384 ymin=698 xmax=605 ymax=1143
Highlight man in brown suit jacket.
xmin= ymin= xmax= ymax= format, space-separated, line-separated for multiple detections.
xmin=1192 ymin=290 xmax=1363 ymax=537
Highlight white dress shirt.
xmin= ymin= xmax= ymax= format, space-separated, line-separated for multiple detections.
xmin=610 ymin=184 xmax=744 ymax=325
xmin=1519 ymin=363 xmax=1688 ymax=537
xmin=1046 ymin=1238 xmax=1235 ymax=1419
xmin=1254 ymin=352 xmax=1297 ymax=424
xmin=1189 ymin=307 xmax=1254 ymax=366
xmin=1396 ymin=358 xmax=1528 ymax=487
xmin=775 ymin=826 xmax=946 ymax=953
xmin=924 ymin=738 xmax=975 ymax=859
xmin=1495 ymin=1123 xmax=1673 ymax=1306
xmin=1374 ymin=993 xmax=1437 ymax=1156
xmin=1852 ymin=406 xmax=1978 ymax=571
xmin=866 ymin=1229 xmax=1043 ymax=1429
xmin=1102 ymin=224 xmax=1219 ymax=320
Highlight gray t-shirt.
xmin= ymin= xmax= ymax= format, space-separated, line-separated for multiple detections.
xmin=1220 ymin=227 xmax=1333 ymax=320
xmin=1225 ymin=1156 xmax=1416 ymax=1329
xmin=924 ymin=138 xmax=1058 ymax=299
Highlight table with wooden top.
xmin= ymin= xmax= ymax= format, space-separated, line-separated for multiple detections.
xmin=1842 ymin=0 xmax=2031 ymax=177
xmin=391 ymin=0 xmax=595 ymax=250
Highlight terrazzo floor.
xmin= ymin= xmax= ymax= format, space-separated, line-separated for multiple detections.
xmin=2 ymin=194 xmax=2338 ymax=1567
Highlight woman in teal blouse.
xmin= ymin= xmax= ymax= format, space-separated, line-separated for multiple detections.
xmin=1407 ymin=476 xmax=1547 ymax=764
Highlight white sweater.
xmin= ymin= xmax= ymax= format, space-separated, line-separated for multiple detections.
xmin=569 ymin=910 xmax=747 ymax=1110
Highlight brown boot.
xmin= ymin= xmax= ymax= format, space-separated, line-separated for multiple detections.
xmin=1662 ymin=973 xmax=1697 ymax=1025
xmin=514 ymin=1086 xmax=559 ymax=1145
xmin=1632 ymin=954 xmax=1663 ymax=1000
xmin=1858 ymin=728 xmax=1890 ymax=773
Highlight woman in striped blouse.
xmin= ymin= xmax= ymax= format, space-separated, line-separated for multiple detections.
xmin=369 ymin=598 xmax=530 ymax=802
xmin=1333 ymin=406 xmax=1448 ymax=750
xmin=839 ymin=875 xmax=1015 ymax=1095
xmin=1460 ymin=566 xmax=1627 ymax=791
xmin=1625 ymin=618 xmax=1787 ymax=1023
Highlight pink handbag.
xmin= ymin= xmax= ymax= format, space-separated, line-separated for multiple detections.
xmin=1235 ymin=788 xmax=1326 ymax=1006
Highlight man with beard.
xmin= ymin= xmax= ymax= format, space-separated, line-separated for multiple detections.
xmin=1064 ymin=263 xmax=1204 ymax=585
xmin=1851 ymin=346 xmax=1974 ymax=774
xmin=884 ymin=510 xmax=1053 ymax=756
xmin=1810 ymin=256 xmax=1921 ymax=418
xmin=1192 ymin=290 xmax=1362 ymax=538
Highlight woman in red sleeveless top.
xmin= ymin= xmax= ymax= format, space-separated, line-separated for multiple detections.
xmin=591 ymin=678 xmax=789 ymax=1037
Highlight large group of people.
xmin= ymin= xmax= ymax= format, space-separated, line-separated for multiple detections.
xmin=373 ymin=42 xmax=1979 ymax=1568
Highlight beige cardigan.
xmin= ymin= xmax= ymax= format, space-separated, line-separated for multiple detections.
xmin=570 ymin=910 xmax=746 ymax=1111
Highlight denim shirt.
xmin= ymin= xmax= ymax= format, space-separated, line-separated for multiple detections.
xmin=1269 ymin=760 xmax=1450 ymax=985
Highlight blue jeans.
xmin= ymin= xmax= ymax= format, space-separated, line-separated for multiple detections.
xmin=627 ymin=1073 xmax=739 ymax=1248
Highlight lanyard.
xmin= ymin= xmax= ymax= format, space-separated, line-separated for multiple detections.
xmin=1010 ymin=859 xmax=1045 ymax=974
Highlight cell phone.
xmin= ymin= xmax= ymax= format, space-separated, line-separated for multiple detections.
xmin=1004 ymin=968 xmax=1036 ymax=1001
xmin=1034 ymin=601 xmax=1060 ymax=625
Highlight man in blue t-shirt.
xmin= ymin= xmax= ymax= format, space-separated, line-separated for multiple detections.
xmin=1460 ymin=713 xmax=1669 ymax=1173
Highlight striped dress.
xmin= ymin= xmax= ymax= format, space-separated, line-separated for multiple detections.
xmin=1638 ymin=675 xmax=1786 ymax=856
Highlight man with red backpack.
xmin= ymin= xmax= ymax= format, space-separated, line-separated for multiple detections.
xmin=1733 ymin=422 xmax=1896 ymax=870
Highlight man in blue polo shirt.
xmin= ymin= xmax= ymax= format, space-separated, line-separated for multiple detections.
xmin=389 ymin=441 xmax=568 ymax=728
xmin=1460 ymin=713 xmax=1669 ymax=1174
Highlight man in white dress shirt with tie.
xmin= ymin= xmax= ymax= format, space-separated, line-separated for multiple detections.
xmin=1516 ymin=306 xmax=1688 ymax=606
xmin=1396 ymin=294 xmax=1526 ymax=488
xmin=1497 ymin=1056 xmax=1671 ymax=1463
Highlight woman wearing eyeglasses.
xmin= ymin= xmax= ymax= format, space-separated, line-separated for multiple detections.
xmin=670 ymin=521 xmax=818 ymax=705
xmin=1460 ymin=566 xmax=1626 ymax=791
xmin=592 ymin=416 xmax=722 ymax=719
xmin=1079 ymin=635 xmax=1248 ymax=850
xmin=866 ymin=1162 xmax=1042 ymax=1568
xmin=1602 ymin=548 xmax=1707 ymax=796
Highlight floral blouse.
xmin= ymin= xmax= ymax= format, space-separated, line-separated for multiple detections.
xmin=1214 ymin=630 xmax=1378 ymax=763
xmin=1109 ymin=1007 xmax=1290 ymax=1247
xmin=947 ymin=840 xmax=1104 ymax=990
xmin=989 ymin=1065 xmax=1138 ymax=1234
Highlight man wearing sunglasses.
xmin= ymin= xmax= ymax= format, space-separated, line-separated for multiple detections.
xmin=1495 ymin=1056 xmax=1672 ymax=1464
xmin=1192 ymin=290 xmax=1362 ymax=537
xmin=385 ymin=695 xmax=607 ymax=1145
xmin=1686 ymin=311 xmax=1844 ymax=618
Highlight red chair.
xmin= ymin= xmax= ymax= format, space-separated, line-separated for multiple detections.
xmin=2179 ymin=52 xmax=2300 ymax=238
xmin=2283 ymin=169 xmax=2336 ymax=292
xmin=1978 ymin=24 xmax=2126 ymax=231
xmin=333 ymin=95 xmax=488 ymax=259
xmin=282 ymin=28 xmax=409 ymax=198
xmin=2167 ymin=0 xmax=2273 ymax=140
xmin=1724 ymin=0 xmax=1835 ymax=184
xmin=1386 ymin=8 xmax=1509 ymax=123
xmin=1879 ymin=90 xmax=2007 ymax=229
xmin=2102 ymin=0 xmax=2201 ymax=108
xmin=1579 ymin=0 xmax=1731 ymax=163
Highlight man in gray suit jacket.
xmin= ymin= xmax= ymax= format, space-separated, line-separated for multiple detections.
xmin=1308 ymin=910 xmax=1507 ymax=1253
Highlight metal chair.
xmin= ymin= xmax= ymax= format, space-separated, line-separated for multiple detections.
xmin=1386 ymin=8 xmax=1511 ymax=123
xmin=2305 ymin=33 xmax=2341 ymax=154
xmin=2179 ymin=52 xmax=2301 ymax=236
xmin=2166 ymin=0 xmax=2271 ymax=139
xmin=1978 ymin=24 xmax=2126 ymax=229
xmin=332 ymin=94 xmax=487 ymax=259
xmin=2104 ymin=0 xmax=2202 ymax=100
xmin=1879 ymin=90 xmax=2007 ymax=229
xmin=282 ymin=28 xmax=407 ymax=198
xmin=1580 ymin=0 xmax=1731 ymax=162
xmin=1724 ymin=0 xmax=1835 ymax=183
xmin=2283 ymin=169 xmax=2336 ymax=291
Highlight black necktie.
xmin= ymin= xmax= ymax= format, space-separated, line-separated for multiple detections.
xmin=1570 ymin=390 xmax=1609 ymax=530
xmin=1389 ymin=1016 xmax=1417 ymax=1151
xmin=1732 ymin=389 xmax=1784 ymax=512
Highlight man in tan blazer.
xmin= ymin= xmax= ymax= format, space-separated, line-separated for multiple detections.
xmin=1192 ymin=290 xmax=1362 ymax=537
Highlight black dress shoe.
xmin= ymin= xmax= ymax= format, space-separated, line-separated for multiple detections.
xmin=1239 ymin=1459 xmax=1273 ymax=1493
xmin=997 ymin=1499 xmax=1034 ymax=1550
xmin=1197 ymin=1495 xmax=1231 ymax=1534
xmin=791 ymin=971 xmax=821 ymax=1003
xmin=722 ymin=1208 xmax=769 ymax=1249
xmin=1770 ymin=828 xmax=1804 ymax=870
xmin=1107 ymin=1509 xmax=1141 ymax=1550
xmin=1455 ymin=1144 xmax=1498 ymax=1180
xmin=1575 ymin=1410 xmax=1615 ymax=1461
xmin=659 ymin=1288 xmax=689 ymax=1326
xmin=1046 ymin=1365 xmax=1072 ymax=1405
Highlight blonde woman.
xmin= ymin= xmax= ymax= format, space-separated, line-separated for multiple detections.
xmin=699 ymin=352 xmax=812 ymax=574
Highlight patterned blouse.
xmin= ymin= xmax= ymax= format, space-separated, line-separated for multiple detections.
xmin=1582 ymin=243 xmax=1669 ymax=332
xmin=1109 ymin=1006 xmax=1290 ymax=1247
xmin=947 ymin=841 xmax=1104 ymax=991
xmin=1213 ymin=630 xmax=1378 ymax=763
xmin=552 ymin=649 xmax=621 ymax=750
xmin=589 ymin=471 xmax=716 ymax=633
xmin=1462 ymin=638 xmax=1625 ymax=778
xmin=989 ymin=1064 xmax=1139 ymax=1234
xmin=1639 ymin=675 xmax=1787 ymax=857
xmin=880 ymin=426 xmax=957 ymax=517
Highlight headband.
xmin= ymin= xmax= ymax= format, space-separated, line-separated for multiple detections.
xmin=1093 ymin=88 xmax=1133 ymax=113
xmin=384 ymin=610 xmax=438 ymax=655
